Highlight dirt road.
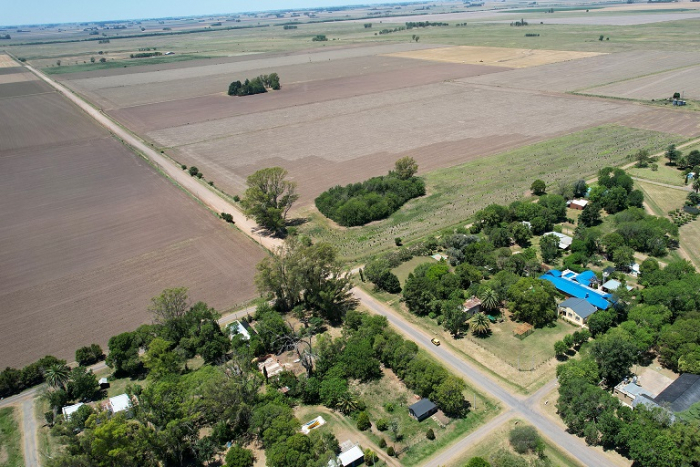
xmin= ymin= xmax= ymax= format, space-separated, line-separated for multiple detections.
xmin=23 ymin=63 xmax=283 ymax=253
xmin=22 ymin=398 xmax=39 ymax=467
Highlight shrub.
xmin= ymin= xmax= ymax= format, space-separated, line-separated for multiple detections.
xmin=386 ymin=446 xmax=395 ymax=456
xmin=225 ymin=445 xmax=254 ymax=467
xmin=379 ymin=438 xmax=387 ymax=448
xmin=75 ymin=344 xmax=104 ymax=366
xmin=181 ymin=164 xmax=187 ymax=170
xmin=221 ymin=213 xmax=234 ymax=223
xmin=233 ymin=195 xmax=241 ymax=202
xmin=395 ymin=237 xmax=402 ymax=246
xmin=531 ymin=179 xmax=546 ymax=195
xmin=188 ymin=166 xmax=199 ymax=176
xmin=357 ymin=411 xmax=371 ymax=431
xmin=384 ymin=402 xmax=395 ymax=413
xmin=509 ymin=425 xmax=541 ymax=454
xmin=426 ymin=428 xmax=435 ymax=440
xmin=376 ymin=418 xmax=389 ymax=431
xmin=466 ymin=458 xmax=491 ymax=467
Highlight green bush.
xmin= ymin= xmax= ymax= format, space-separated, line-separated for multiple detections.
xmin=357 ymin=411 xmax=371 ymax=431
xmin=379 ymin=438 xmax=387 ymax=448
xmin=509 ymin=425 xmax=541 ymax=454
xmin=386 ymin=446 xmax=395 ymax=456
xmin=376 ymin=418 xmax=389 ymax=431
xmin=188 ymin=166 xmax=199 ymax=176
xmin=75 ymin=344 xmax=103 ymax=366
xmin=426 ymin=428 xmax=435 ymax=440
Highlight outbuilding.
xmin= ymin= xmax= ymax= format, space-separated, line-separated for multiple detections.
xmin=61 ymin=402 xmax=84 ymax=421
xmin=337 ymin=445 xmax=364 ymax=467
xmin=108 ymin=393 xmax=132 ymax=413
xmin=409 ymin=399 xmax=438 ymax=422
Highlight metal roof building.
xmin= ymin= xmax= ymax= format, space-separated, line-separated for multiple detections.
xmin=654 ymin=374 xmax=700 ymax=413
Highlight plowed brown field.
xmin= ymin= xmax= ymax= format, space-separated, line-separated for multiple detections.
xmin=0 ymin=66 xmax=264 ymax=368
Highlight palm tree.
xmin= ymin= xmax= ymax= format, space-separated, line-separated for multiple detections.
xmin=479 ymin=288 xmax=499 ymax=313
xmin=44 ymin=363 xmax=71 ymax=390
xmin=336 ymin=392 xmax=358 ymax=415
xmin=470 ymin=313 xmax=491 ymax=337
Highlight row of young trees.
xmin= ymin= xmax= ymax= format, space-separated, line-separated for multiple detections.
xmin=315 ymin=157 xmax=424 ymax=227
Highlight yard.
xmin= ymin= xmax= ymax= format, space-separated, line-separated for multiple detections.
xmin=360 ymin=283 xmax=577 ymax=394
xmin=295 ymin=364 xmax=498 ymax=467
xmin=442 ymin=418 xmax=583 ymax=467
xmin=628 ymin=163 xmax=686 ymax=186
xmin=0 ymin=407 xmax=22 ymax=467
xmin=392 ymin=256 xmax=436 ymax=286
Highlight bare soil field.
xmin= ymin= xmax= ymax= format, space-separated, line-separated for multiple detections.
xmin=63 ymin=43 xmax=440 ymax=109
xmin=584 ymin=64 xmax=700 ymax=101
xmin=0 ymin=83 xmax=264 ymax=369
xmin=460 ymin=50 xmax=700 ymax=92
xmin=0 ymin=55 xmax=18 ymax=68
xmin=0 ymin=67 xmax=26 ymax=75
xmin=114 ymin=62 xmax=505 ymax=133
xmin=613 ymin=109 xmax=700 ymax=137
xmin=387 ymin=46 xmax=603 ymax=68
xmin=485 ymin=12 xmax=700 ymax=26
xmin=0 ymin=81 xmax=53 ymax=99
xmin=0 ymin=72 xmax=38 ymax=85
xmin=164 ymin=82 xmax=646 ymax=206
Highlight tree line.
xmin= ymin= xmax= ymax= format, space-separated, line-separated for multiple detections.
xmin=228 ymin=73 xmax=280 ymax=97
xmin=315 ymin=157 xmax=425 ymax=227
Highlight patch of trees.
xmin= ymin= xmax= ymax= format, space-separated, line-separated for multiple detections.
xmin=607 ymin=207 xmax=677 ymax=257
xmin=0 ymin=34 xmax=10 ymax=40
xmin=228 ymin=73 xmax=280 ymax=96
xmin=106 ymin=288 xmax=230 ymax=378
xmin=312 ymin=34 xmax=328 ymax=41
xmin=75 ymin=344 xmax=104 ymax=367
xmin=589 ymin=167 xmax=644 ymax=215
xmin=378 ymin=27 xmax=406 ymax=34
xmin=241 ymin=166 xmax=297 ymax=234
xmin=315 ymin=157 xmax=425 ymax=227
xmin=255 ymin=237 xmax=357 ymax=322
xmin=130 ymin=52 xmax=162 ymax=58
xmin=405 ymin=21 xmax=448 ymax=28
xmin=0 ymin=355 xmax=66 ymax=398
xmin=283 ymin=24 xmax=298 ymax=29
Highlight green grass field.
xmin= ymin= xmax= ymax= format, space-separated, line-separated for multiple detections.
xmin=302 ymin=125 xmax=685 ymax=261
xmin=43 ymin=54 xmax=211 ymax=74
xmin=446 ymin=418 xmax=582 ymax=467
xmin=628 ymin=163 xmax=686 ymax=186
xmin=0 ymin=407 xmax=23 ymax=467
xmin=636 ymin=180 xmax=689 ymax=214
xmin=393 ymin=257 xmax=436 ymax=286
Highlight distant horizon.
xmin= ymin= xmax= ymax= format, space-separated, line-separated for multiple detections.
xmin=2 ymin=0 xmax=423 ymax=28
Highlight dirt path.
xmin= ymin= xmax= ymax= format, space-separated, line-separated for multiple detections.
xmin=21 ymin=399 xmax=39 ymax=467
xmin=632 ymin=177 xmax=691 ymax=192
xmin=22 ymin=62 xmax=283 ymax=253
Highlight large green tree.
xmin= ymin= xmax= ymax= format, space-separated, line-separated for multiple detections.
xmin=241 ymin=167 xmax=298 ymax=234
xmin=255 ymin=238 xmax=356 ymax=322
xmin=507 ymin=278 xmax=557 ymax=327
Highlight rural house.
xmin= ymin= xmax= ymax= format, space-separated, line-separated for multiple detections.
xmin=601 ymin=279 xmax=633 ymax=293
xmin=463 ymin=296 xmax=482 ymax=315
xmin=568 ymin=199 xmax=588 ymax=210
xmin=108 ymin=393 xmax=132 ymax=414
xmin=558 ymin=297 xmax=597 ymax=326
xmin=409 ymin=398 xmax=438 ymax=422
xmin=540 ymin=269 xmax=612 ymax=310
xmin=61 ymin=402 xmax=84 ymax=421
xmin=543 ymin=232 xmax=573 ymax=249
xmin=230 ymin=319 xmax=257 ymax=341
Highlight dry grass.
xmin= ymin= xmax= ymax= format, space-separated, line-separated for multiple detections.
xmin=0 ymin=54 xmax=19 ymax=68
xmin=585 ymin=64 xmax=700 ymax=101
xmin=387 ymin=45 xmax=603 ymax=68
xmin=636 ymin=180 xmax=689 ymax=214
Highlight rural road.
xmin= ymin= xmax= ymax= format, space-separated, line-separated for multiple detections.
xmin=631 ymin=176 xmax=691 ymax=191
xmin=22 ymin=399 xmax=39 ymax=467
xmin=24 ymin=62 xmax=284 ymax=253
xmin=353 ymin=287 xmax=610 ymax=467
xmin=22 ymin=61 xmax=612 ymax=466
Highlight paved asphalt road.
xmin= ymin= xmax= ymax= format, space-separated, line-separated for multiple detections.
xmin=15 ymin=60 xmax=617 ymax=467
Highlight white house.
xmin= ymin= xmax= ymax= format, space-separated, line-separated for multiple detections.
xmin=543 ymin=232 xmax=573 ymax=250
xmin=61 ymin=402 xmax=84 ymax=421
xmin=108 ymin=394 xmax=131 ymax=413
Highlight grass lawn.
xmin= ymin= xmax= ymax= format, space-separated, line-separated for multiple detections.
xmin=636 ymin=180 xmax=688 ymax=215
xmin=680 ymin=220 xmax=700 ymax=268
xmin=0 ymin=407 xmax=23 ymax=467
xmin=444 ymin=418 xmax=583 ymax=467
xmin=302 ymin=126 xmax=684 ymax=261
xmin=296 ymin=364 xmax=499 ymax=467
xmin=35 ymin=398 xmax=62 ymax=465
xmin=392 ymin=256 xmax=436 ymax=286
xmin=627 ymin=164 xmax=686 ymax=187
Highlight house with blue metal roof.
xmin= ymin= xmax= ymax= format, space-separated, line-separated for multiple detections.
xmin=540 ymin=269 xmax=612 ymax=311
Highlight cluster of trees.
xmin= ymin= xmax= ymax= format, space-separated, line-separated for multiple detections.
xmin=378 ymin=26 xmax=406 ymax=35
xmin=405 ymin=21 xmax=448 ymax=28
xmin=315 ymin=157 xmax=425 ymax=227
xmin=43 ymin=364 xmax=102 ymax=426
xmin=582 ymin=167 xmax=644 ymax=221
xmin=241 ymin=166 xmax=298 ymax=234
xmin=551 ymin=258 xmax=700 ymax=466
xmin=312 ymin=34 xmax=328 ymax=41
xmin=228 ymin=73 xmax=280 ymax=96
xmin=129 ymin=52 xmax=162 ymax=58
xmin=283 ymin=24 xmax=298 ymax=29
xmin=0 ymin=34 xmax=10 ymax=40
xmin=106 ymin=288 xmax=231 ymax=378
xmin=0 ymin=355 xmax=67 ymax=398
xmin=471 ymin=192 xmax=570 ymax=237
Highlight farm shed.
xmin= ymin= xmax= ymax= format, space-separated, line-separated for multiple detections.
xmin=601 ymin=279 xmax=633 ymax=293
xmin=337 ymin=445 xmax=364 ymax=467
xmin=654 ymin=373 xmax=700 ymax=413
xmin=558 ymin=297 xmax=597 ymax=326
xmin=543 ymin=232 xmax=573 ymax=249
xmin=409 ymin=398 xmax=438 ymax=421
xmin=568 ymin=199 xmax=588 ymax=210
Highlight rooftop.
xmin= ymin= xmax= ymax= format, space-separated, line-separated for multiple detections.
xmin=409 ymin=398 xmax=437 ymax=417
xmin=540 ymin=269 xmax=612 ymax=310
xmin=543 ymin=231 xmax=572 ymax=249
xmin=559 ymin=297 xmax=597 ymax=319
xmin=602 ymin=279 xmax=633 ymax=292
xmin=655 ymin=373 xmax=700 ymax=413
xmin=337 ymin=445 xmax=364 ymax=466
xmin=463 ymin=296 xmax=482 ymax=310
xmin=62 ymin=402 xmax=84 ymax=420
xmin=109 ymin=393 xmax=131 ymax=413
